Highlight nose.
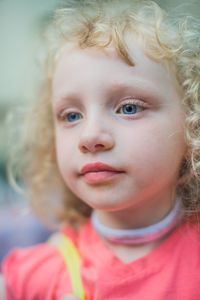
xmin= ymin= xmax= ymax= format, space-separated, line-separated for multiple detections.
xmin=78 ymin=126 xmax=114 ymax=153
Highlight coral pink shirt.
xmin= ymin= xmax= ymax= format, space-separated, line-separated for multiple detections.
xmin=2 ymin=220 xmax=200 ymax=300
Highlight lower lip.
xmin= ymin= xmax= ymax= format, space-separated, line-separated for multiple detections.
xmin=82 ymin=171 xmax=123 ymax=184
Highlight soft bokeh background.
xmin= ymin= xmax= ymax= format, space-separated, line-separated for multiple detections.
xmin=0 ymin=0 xmax=199 ymax=261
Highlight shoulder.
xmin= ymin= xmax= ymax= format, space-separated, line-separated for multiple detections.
xmin=169 ymin=220 xmax=200 ymax=266
xmin=2 ymin=228 xmax=78 ymax=300
xmin=3 ymin=243 xmax=61 ymax=275
xmin=2 ymin=244 xmax=61 ymax=299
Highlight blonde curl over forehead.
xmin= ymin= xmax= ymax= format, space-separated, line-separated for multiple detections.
xmin=10 ymin=0 xmax=200 ymax=226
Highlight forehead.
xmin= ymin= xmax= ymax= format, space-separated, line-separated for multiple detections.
xmin=53 ymin=39 xmax=179 ymax=99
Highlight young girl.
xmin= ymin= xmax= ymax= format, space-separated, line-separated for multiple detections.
xmin=1 ymin=0 xmax=200 ymax=299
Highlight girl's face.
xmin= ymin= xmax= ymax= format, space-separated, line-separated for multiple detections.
xmin=52 ymin=39 xmax=186 ymax=226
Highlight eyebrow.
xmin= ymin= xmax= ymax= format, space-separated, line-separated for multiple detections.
xmin=109 ymin=79 xmax=158 ymax=92
xmin=107 ymin=79 xmax=162 ymax=100
xmin=53 ymin=78 xmax=161 ymax=110
xmin=53 ymin=92 xmax=79 ymax=103
xmin=52 ymin=91 xmax=82 ymax=113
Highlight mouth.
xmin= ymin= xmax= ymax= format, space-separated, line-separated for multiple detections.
xmin=80 ymin=162 xmax=125 ymax=184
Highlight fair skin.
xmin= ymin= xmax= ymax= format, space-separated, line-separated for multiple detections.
xmin=60 ymin=296 xmax=79 ymax=300
xmin=52 ymin=39 xmax=186 ymax=298
xmin=0 ymin=276 xmax=5 ymax=300
xmin=0 ymin=40 xmax=186 ymax=300
xmin=53 ymin=39 xmax=186 ymax=233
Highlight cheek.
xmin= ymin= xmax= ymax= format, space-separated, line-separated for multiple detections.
xmin=122 ymin=121 xmax=186 ymax=175
xmin=55 ymin=131 xmax=72 ymax=174
xmin=55 ymin=129 xmax=81 ymax=183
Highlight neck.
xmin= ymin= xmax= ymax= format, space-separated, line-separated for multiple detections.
xmin=92 ymin=199 xmax=182 ymax=245
xmin=96 ymin=193 xmax=176 ymax=230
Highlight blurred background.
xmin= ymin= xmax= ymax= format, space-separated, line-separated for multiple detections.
xmin=0 ymin=0 xmax=199 ymax=262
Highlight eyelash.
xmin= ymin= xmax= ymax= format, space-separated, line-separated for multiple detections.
xmin=115 ymin=98 xmax=148 ymax=115
xmin=58 ymin=98 xmax=148 ymax=123
xmin=59 ymin=110 xmax=83 ymax=123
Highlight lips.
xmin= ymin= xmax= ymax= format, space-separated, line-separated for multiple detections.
xmin=80 ymin=162 xmax=124 ymax=184
xmin=80 ymin=162 xmax=122 ymax=174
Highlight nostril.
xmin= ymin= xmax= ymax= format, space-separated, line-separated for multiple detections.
xmin=79 ymin=133 xmax=114 ymax=153
xmin=81 ymin=145 xmax=89 ymax=153
xmin=80 ymin=143 xmax=105 ymax=153
xmin=94 ymin=144 xmax=104 ymax=150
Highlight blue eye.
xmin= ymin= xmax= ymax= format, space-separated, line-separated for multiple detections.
xmin=66 ymin=112 xmax=82 ymax=122
xmin=117 ymin=103 xmax=138 ymax=115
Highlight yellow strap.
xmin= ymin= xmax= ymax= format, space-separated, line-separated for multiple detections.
xmin=49 ymin=233 xmax=86 ymax=300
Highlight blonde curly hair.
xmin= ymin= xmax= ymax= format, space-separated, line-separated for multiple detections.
xmin=10 ymin=0 xmax=200 ymax=226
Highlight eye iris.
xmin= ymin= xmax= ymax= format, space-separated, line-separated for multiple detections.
xmin=122 ymin=104 xmax=137 ymax=114
xmin=67 ymin=112 xmax=81 ymax=122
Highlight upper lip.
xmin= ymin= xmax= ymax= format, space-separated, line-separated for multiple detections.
xmin=80 ymin=162 xmax=123 ymax=175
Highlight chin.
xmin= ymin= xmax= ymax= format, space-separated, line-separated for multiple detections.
xmin=83 ymin=198 xmax=130 ymax=212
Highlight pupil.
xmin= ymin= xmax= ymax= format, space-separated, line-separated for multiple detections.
xmin=68 ymin=113 xmax=79 ymax=121
xmin=123 ymin=104 xmax=136 ymax=114
xmin=71 ymin=113 xmax=76 ymax=119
